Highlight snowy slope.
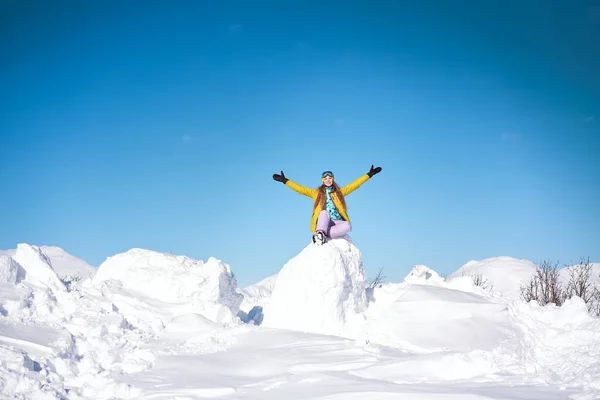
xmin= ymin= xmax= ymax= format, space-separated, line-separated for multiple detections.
xmin=447 ymin=256 xmax=600 ymax=302
xmin=560 ymin=262 xmax=600 ymax=287
xmin=0 ymin=245 xmax=96 ymax=279
xmin=92 ymin=248 xmax=243 ymax=325
xmin=0 ymin=242 xmax=599 ymax=399
xmin=447 ymin=256 xmax=538 ymax=299
xmin=238 ymin=273 xmax=277 ymax=313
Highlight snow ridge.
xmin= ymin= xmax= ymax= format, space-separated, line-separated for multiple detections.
xmin=1 ymin=242 xmax=599 ymax=399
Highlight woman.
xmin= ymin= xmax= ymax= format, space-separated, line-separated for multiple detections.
xmin=273 ymin=165 xmax=382 ymax=245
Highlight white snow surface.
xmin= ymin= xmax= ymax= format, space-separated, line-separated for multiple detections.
xmin=0 ymin=244 xmax=96 ymax=280
xmin=93 ymin=248 xmax=243 ymax=324
xmin=403 ymin=264 xmax=445 ymax=284
xmin=261 ymin=237 xmax=367 ymax=337
xmin=238 ymin=273 xmax=277 ymax=314
xmin=560 ymin=262 xmax=600 ymax=287
xmin=0 ymin=242 xmax=599 ymax=399
xmin=12 ymin=244 xmax=66 ymax=292
xmin=447 ymin=256 xmax=538 ymax=299
xmin=0 ymin=255 xmax=25 ymax=285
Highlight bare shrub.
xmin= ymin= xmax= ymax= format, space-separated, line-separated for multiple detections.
xmin=520 ymin=260 xmax=564 ymax=306
xmin=367 ymin=267 xmax=387 ymax=289
xmin=469 ymin=273 xmax=494 ymax=291
xmin=520 ymin=277 xmax=538 ymax=303
xmin=590 ymin=287 xmax=600 ymax=318
xmin=565 ymin=257 xmax=595 ymax=304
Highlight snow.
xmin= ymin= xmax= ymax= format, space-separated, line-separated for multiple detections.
xmin=261 ymin=237 xmax=367 ymax=337
xmin=92 ymin=248 xmax=243 ymax=324
xmin=403 ymin=264 xmax=445 ymax=284
xmin=238 ymin=273 xmax=277 ymax=312
xmin=1 ymin=241 xmax=599 ymax=399
xmin=0 ymin=245 xmax=97 ymax=280
xmin=36 ymin=245 xmax=97 ymax=279
xmin=0 ymin=255 xmax=25 ymax=285
xmin=560 ymin=262 xmax=600 ymax=287
xmin=447 ymin=256 xmax=538 ymax=299
xmin=12 ymin=244 xmax=66 ymax=292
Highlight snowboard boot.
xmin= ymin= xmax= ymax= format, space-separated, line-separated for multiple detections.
xmin=312 ymin=231 xmax=326 ymax=245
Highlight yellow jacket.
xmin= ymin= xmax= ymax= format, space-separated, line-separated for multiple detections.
xmin=285 ymin=174 xmax=371 ymax=232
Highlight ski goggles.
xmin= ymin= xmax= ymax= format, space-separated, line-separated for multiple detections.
xmin=321 ymin=171 xmax=334 ymax=178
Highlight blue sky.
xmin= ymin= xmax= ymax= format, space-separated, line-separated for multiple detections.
xmin=1 ymin=1 xmax=599 ymax=287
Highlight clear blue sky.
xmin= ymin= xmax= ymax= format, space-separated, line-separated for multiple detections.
xmin=1 ymin=1 xmax=599 ymax=287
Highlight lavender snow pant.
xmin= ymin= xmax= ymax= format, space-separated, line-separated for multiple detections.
xmin=316 ymin=210 xmax=352 ymax=238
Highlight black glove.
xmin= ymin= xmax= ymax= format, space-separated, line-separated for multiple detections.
xmin=367 ymin=165 xmax=382 ymax=178
xmin=273 ymin=170 xmax=288 ymax=184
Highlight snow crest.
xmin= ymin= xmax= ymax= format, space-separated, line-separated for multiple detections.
xmin=93 ymin=248 xmax=243 ymax=324
xmin=0 ymin=255 xmax=26 ymax=285
xmin=403 ymin=264 xmax=444 ymax=284
xmin=448 ymin=256 xmax=537 ymax=299
xmin=262 ymin=238 xmax=367 ymax=337
xmin=12 ymin=244 xmax=66 ymax=292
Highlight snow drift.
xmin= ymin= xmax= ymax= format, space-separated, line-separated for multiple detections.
xmin=262 ymin=238 xmax=367 ymax=337
xmin=0 ymin=245 xmax=97 ymax=280
xmin=447 ymin=256 xmax=538 ymax=299
xmin=36 ymin=245 xmax=97 ymax=279
xmin=238 ymin=273 xmax=277 ymax=312
xmin=0 ymin=255 xmax=26 ymax=285
xmin=92 ymin=248 xmax=243 ymax=324
xmin=12 ymin=244 xmax=66 ymax=292
xmin=403 ymin=264 xmax=445 ymax=284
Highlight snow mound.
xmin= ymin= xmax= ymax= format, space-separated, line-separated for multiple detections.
xmin=448 ymin=256 xmax=537 ymax=299
xmin=507 ymin=296 xmax=600 ymax=392
xmin=12 ymin=244 xmax=66 ymax=292
xmin=238 ymin=273 xmax=277 ymax=314
xmin=38 ymin=245 xmax=97 ymax=279
xmin=240 ymin=273 xmax=278 ymax=301
xmin=560 ymin=261 xmax=600 ymax=288
xmin=92 ymin=248 xmax=243 ymax=324
xmin=403 ymin=264 xmax=444 ymax=284
xmin=1 ymin=245 xmax=96 ymax=280
xmin=262 ymin=238 xmax=367 ymax=337
xmin=363 ymin=283 xmax=513 ymax=353
xmin=0 ymin=255 xmax=26 ymax=284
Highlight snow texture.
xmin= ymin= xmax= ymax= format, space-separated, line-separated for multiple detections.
xmin=261 ymin=237 xmax=367 ymax=337
xmin=12 ymin=244 xmax=66 ymax=292
xmin=403 ymin=264 xmax=445 ymax=284
xmin=238 ymin=273 xmax=278 ymax=314
xmin=0 ymin=242 xmax=599 ymax=399
xmin=0 ymin=255 xmax=26 ymax=285
xmin=93 ymin=248 xmax=243 ymax=324
xmin=0 ymin=245 xmax=96 ymax=280
xmin=448 ymin=256 xmax=538 ymax=299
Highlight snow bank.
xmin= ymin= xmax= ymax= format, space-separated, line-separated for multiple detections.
xmin=93 ymin=248 xmax=243 ymax=324
xmin=239 ymin=274 xmax=277 ymax=304
xmin=506 ymin=296 xmax=600 ymax=394
xmin=448 ymin=256 xmax=537 ymax=299
xmin=363 ymin=282 xmax=514 ymax=353
xmin=38 ymin=245 xmax=97 ymax=279
xmin=403 ymin=264 xmax=444 ymax=285
xmin=238 ymin=273 xmax=277 ymax=316
xmin=1 ymin=245 xmax=96 ymax=280
xmin=560 ymin=262 xmax=600 ymax=288
xmin=12 ymin=244 xmax=66 ymax=292
xmin=262 ymin=238 xmax=367 ymax=337
xmin=0 ymin=255 xmax=26 ymax=285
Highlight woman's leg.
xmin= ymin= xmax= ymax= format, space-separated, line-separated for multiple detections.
xmin=315 ymin=210 xmax=330 ymax=234
xmin=329 ymin=220 xmax=352 ymax=238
